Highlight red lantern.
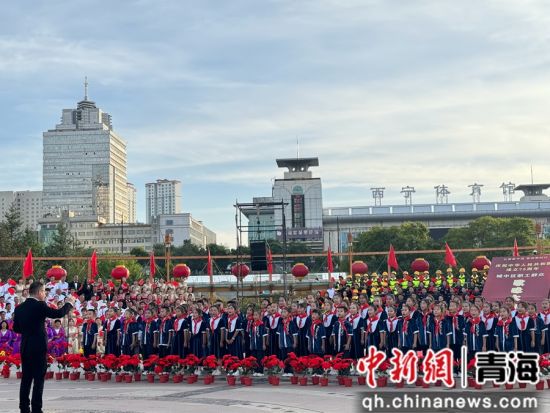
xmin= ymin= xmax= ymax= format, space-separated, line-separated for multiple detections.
xmin=351 ymin=261 xmax=368 ymax=275
xmin=231 ymin=263 xmax=250 ymax=279
xmin=173 ymin=263 xmax=191 ymax=279
xmin=111 ymin=265 xmax=129 ymax=280
xmin=46 ymin=265 xmax=67 ymax=281
xmin=291 ymin=263 xmax=309 ymax=279
xmin=471 ymin=256 xmax=491 ymax=271
xmin=411 ymin=258 xmax=430 ymax=273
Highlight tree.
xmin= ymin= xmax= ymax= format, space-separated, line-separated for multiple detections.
xmin=45 ymin=222 xmax=79 ymax=257
xmin=0 ymin=204 xmax=25 ymax=278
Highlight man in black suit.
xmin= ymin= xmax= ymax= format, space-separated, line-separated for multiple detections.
xmin=13 ymin=281 xmax=75 ymax=413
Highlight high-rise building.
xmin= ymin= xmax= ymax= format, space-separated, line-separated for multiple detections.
xmin=0 ymin=190 xmax=42 ymax=230
xmin=152 ymin=213 xmax=216 ymax=248
xmin=127 ymin=182 xmax=137 ymax=223
xmin=145 ymin=179 xmax=182 ymax=223
xmin=42 ymin=80 xmax=128 ymax=223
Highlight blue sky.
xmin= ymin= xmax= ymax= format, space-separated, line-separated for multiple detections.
xmin=1 ymin=0 xmax=550 ymax=246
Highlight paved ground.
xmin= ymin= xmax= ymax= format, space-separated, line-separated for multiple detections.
xmin=1 ymin=376 xmax=548 ymax=413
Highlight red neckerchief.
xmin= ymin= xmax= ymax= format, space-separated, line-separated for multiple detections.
xmin=376 ymin=307 xmax=383 ymax=316
xmin=192 ymin=317 xmax=203 ymax=335
xmin=421 ymin=311 xmax=431 ymax=327
xmin=175 ymin=315 xmax=187 ymax=330
xmin=348 ymin=313 xmax=360 ymax=329
xmin=310 ymin=319 xmax=322 ymax=337
xmin=107 ymin=316 xmax=117 ymax=332
xmin=517 ymin=314 xmax=528 ymax=330
xmin=124 ymin=317 xmax=135 ymax=334
xmin=366 ymin=315 xmax=379 ymax=333
xmin=252 ymin=319 xmax=263 ymax=336
xmin=323 ymin=310 xmax=334 ymax=325
xmin=283 ymin=316 xmax=292 ymax=334
xmin=246 ymin=315 xmax=254 ymax=331
xmin=497 ymin=317 xmax=512 ymax=336
xmin=227 ymin=314 xmax=238 ymax=331
xmin=450 ymin=313 xmax=459 ymax=330
xmin=463 ymin=312 xmax=471 ymax=321
xmin=434 ymin=316 xmax=444 ymax=335
xmin=402 ymin=315 xmax=411 ymax=334
xmin=269 ymin=313 xmax=281 ymax=329
xmin=145 ymin=317 xmax=153 ymax=333
xmin=540 ymin=310 xmax=550 ymax=325
xmin=210 ymin=315 xmax=220 ymax=331
xmin=337 ymin=317 xmax=347 ymax=335
xmin=470 ymin=317 xmax=480 ymax=334
xmin=360 ymin=303 xmax=370 ymax=314
xmin=86 ymin=319 xmax=94 ymax=333
xmin=386 ymin=316 xmax=398 ymax=333
xmin=296 ymin=313 xmax=308 ymax=329
xmin=160 ymin=316 xmax=171 ymax=332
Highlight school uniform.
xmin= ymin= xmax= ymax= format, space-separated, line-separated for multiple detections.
xmin=445 ymin=313 xmax=465 ymax=361
xmin=294 ymin=314 xmax=310 ymax=356
xmin=226 ymin=314 xmax=244 ymax=358
xmin=243 ymin=315 xmax=254 ymax=358
xmin=264 ymin=313 xmax=281 ymax=357
xmin=104 ymin=317 xmax=121 ymax=356
xmin=171 ymin=316 xmax=189 ymax=357
xmin=397 ymin=316 xmax=418 ymax=353
xmin=121 ymin=318 xmax=139 ymax=355
xmin=495 ymin=318 xmax=517 ymax=352
xmin=306 ymin=320 xmax=326 ymax=356
xmin=464 ymin=317 xmax=487 ymax=360
xmin=322 ymin=310 xmax=337 ymax=355
xmin=189 ymin=317 xmax=207 ymax=358
xmin=384 ymin=316 xmax=399 ymax=357
xmin=539 ymin=310 xmax=550 ymax=354
xmin=347 ymin=314 xmax=364 ymax=359
xmin=207 ymin=315 xmax=226 ymax=359
xmin=277 ymin=317 xmax=297 ymax=365
xmin=365 ymin=315 xmax=385 ymax=350
xmin=249 ymin=321 xmax=267 ymax=372
xmin=81 ymin=320 xmax=98 ymax=357
xmin=140 ymin=317 xmax=158 ymax=359
xmin=514 ymin=314 xmax=535 ymax=352
xmin=480 ymin=313 xmax=497 ymax=351
xmin=158 ymin=316 xmax=174 ymax=357
xmin=429 ymin=316 xmax=447 ymax=352
xmin=417 ymin=312 xmax=432 ymax=353
xmin=331 ymin=318 xmax=352 ymax=356
xmin=531 ymin=315 xmax=544 ymax=354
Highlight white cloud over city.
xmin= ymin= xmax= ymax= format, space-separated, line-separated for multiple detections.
xmin=1 ymin=0 xmax=550 ymax=246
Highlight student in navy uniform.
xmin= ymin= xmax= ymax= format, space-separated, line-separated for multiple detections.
xmin=528 ymin=303 xmax=543 ymax=354
xmin=495 ymin=307 xmax=517 ymax=352
xmin=331 ymin=306 xmax=352 ymax=357
xmin=249 ymin=309 xmax=267 ymax=374
xmin=365 ymin=305 xmax=385 ymax=351
xmin=171 ymin=305 xmax=189 ymax=357
xmin=540 ymin=299 xmax=550 ymax=354
xmin=358 ymin=294 xmax=370 ymax=320
xmin=104 ymin=307 xmax=121 ymax=356
xmin=429 ymin=304 xmax=447 ymax=352
xmin=445 ymin=301 xmax=465 ymax=363
xmin=514 ymin=302 xmax=535 ymax=352
xmin=207 ymin=304 xmax=226 ymax=358
xmin=384 ymin=295 xmax=401 ymax=318
xmin=307 ymin=309 xmax=326 ymax=356
xmin=347 ymin=303 xmax=364 ymax=360
xmin=480 ymin=302 xmax=497 ymax=351
xmin=463 ymin=304 xmax=487 ymax=360
xmin=225 ymin=304 xmax=244 ymax=358
xmin=294 ymin=303 xmax=310 ymax=356
xmin=81 ymin=309 xmax=98 ymax=357
xmin=157 ymin=306 xmax=173 ymax=357
xmin=243 ymin=305 xmax=254 ymax=358
xmin=417 ymin=299 xmax=431 ymax=354
xmin=384 ymin=306 xmax=399 ymax=358
xmin=264 ymin=303 xmax=281 ymax=357
xmin=322 ymin=300 xmax=336 ymax=355
xmin=140 ymin=308 xmax=157 ymax=359
xmin=187 ymin=307 xmax=207 ymax=358
xmin=120 ymin=308 xmax=140 ymax=355
xmin=397 ymin=304 xmax=418 ymax=353
xmin=277 ymin=307 xmax=297 ymax=375
xmin=371 ymin=296 xmax=387 ymax=322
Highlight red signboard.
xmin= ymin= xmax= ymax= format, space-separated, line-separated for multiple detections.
xmin=483 ymin=255 xmax=550 ymax=307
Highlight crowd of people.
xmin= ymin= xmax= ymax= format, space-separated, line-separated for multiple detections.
xmin=0 ymin=268 xmax=549 ymax=376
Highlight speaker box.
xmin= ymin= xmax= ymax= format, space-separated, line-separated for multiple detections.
xmin=250 ymin=240 xmax=267 ymax=271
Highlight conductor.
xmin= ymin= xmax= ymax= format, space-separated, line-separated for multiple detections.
xmin=13 ymin=281 xmax=75 ymax=413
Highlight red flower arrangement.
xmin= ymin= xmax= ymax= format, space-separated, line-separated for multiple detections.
xmin=240 ymin=356 xmax=258 ymax=376
xmin=332 ymin=354 xmax=354 ymax=377
xmin=285 ymin=352 xmax=306 ymax=375
xmin=261 ymin=355 xmax=284 ymax=376
xmin=119 ymin=354 xmax=141 ymax=373
xmin=181 ymin=354 xmax=201 ymax=375
xmin=221 ymin=355 xmax=241 ymax=376
xmin=321 ymin=358 xmax=333 ymax=378
xmin=377 ymin=360 xmax=391 ymax=377
xmin=82 ymin=354 xmax=98 ymax=373
xmin=98 ymin=354 xmax=119 ymax=373
xmin=201 ymin=355 xmax=218 ymax=374
xmin=143 ymin=355 xmax=159 ymax=375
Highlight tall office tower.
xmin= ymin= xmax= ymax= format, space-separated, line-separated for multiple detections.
xmin=42 ymin=79 xmax=128 ymax=223
xmin=126 ymin=182 xmax=137 ymax=223
xmin=145 ymin=179 xmax=182 ymax=223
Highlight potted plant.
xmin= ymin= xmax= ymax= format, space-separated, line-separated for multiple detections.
xmin=538 ymin=353 xmax=550 ymax=390
xmin=333 ymin=355 xmax=354 ymax=387
xmin=262 ymin=355 xmax=284 ymax=386
xmin=119 ymin=354 xmax=140 ymax=383
xmin=285 ymin=353 xmax=305 ymax=385
xmin=1 ymin=351 xmax=11 ymax=379
xmin=82 ymin=355 xmax=98 ymax=381
xmin=182 ymin=354 xmax=200 ymax=383
xmin=143 ymin=355 xmax=159 ymax=383
xmin=11 ymin=354 xmax=22 ymax=379
xmin=376 ymin=360 xmax=390 ymax=387
xmin=201 ymin=355 xmax=218 ymax=384
xmin=240 ymin=356 xmax=258 ymax=386
xmin=45 ymin=354 xmax=55 ymax=379
xmin=67 ymin=354 xmax=83 ymax=380
xmin=320 ymin=358 xmax=332 ymax=386
xmin=55 ymin=355 xmax=66 ymax=380
xmin=306 ymin=355 xmax=324 ymax=385
xmin=221 ymin=355 xmax=240 ymax=386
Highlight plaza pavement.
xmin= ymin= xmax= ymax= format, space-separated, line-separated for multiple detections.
xmin=0 ymin=376 xmax=548 ymax=413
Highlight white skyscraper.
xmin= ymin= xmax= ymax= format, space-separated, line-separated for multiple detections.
xmin=145 ymin=179 xmax=181 ymax=223
xmin=0 ymin=190 xmax=42 ymax=230
xmin=127 ymin=182 xmax=137 ymax=223
xmin=42 ymin=80 xmax=128 ymax=223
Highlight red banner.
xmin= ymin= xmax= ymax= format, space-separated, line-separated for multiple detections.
xmin=483 ymin=255 xmax=550 ymax=307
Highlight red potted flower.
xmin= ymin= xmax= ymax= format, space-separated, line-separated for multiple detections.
xmin=262 ymin=355 xmax=284 ymax=386
xmin=45 ymin=354 xmax=55 ymax=379
xmin=285 ymin=352 xmax=304 ymax=385
xmin=143 ymin=355 xmax=159 ymax=383
xmin=538 ymin=353 xmax=550 ymax=390
xmin=240 ymin=356 xmax=258 ymax=386
xmin=376 ymin=360 xmax=390 ymax=387
xmin=221 ymin=355 xmax=241 ymax=385
xmin=201 ymin=355 xmax=218 ymax=384
xmin=320 ymin=358 xmax=332 ymax=386
xmin=182 ymin=354 xmax=200 ymax=383
xmin=55 ymin=354 xmax=66 ymax=380
xmin=306 ymin=355 xmax=324 ymax=385
xmin=333 ymin=354 xmax=354 ymax=386
xmin=10 ymin=354 xmax=22 ymax=379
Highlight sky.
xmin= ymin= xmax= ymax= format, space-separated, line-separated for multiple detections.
xmin=1 ymin=0 xmax=550 ymax=247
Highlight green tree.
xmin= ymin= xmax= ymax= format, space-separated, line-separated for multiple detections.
xmin=0 ymin=204 xmax=25 ymax=278
xmin=45 ymin=222 xmax=80 ymax=257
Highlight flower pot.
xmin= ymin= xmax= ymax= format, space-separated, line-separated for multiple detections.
xmin=159 ymin=374 xmax=170 ymax=383
xmin=3 ymin=372 xmax=10 ymax=379
xmin=376 ymin=377 xmax=387 ymax=387
xmin=115 ymin=374 xmax=123 ymax=383
xmin=226 ymin=375 xmax=236 ymax=386
xmin=100 ymin=373 xmax=110 ymax=382
xmin=344 ymin=377 xmax=353 ymax=387
xmin=203 ymin=375 xmax=214 ymax=385
xmin=468 ymin=377 xmax=476 ymax=388
xmin=240 ymin=376 xmax=247 ymax=385
xmin=547 ymin=379 xmax=550 ymax=388
xmin=395 ymin=380 xmax=404 ymax=389
xmin=147 ymin=374 xmax=155 ymax=383
xmin=46 ymin=371 xmax=54 ymax=379
xmin=416 ymin=377 xmax=423 ymax=386
xmin=243 ymin=376 xmax=252 ymax=386
xmin=505 ymin=384 xmax=513 ymax=390
xmin=320 ymin=377 xmax=329 ymax=386
xmin=290 ymin=375 xmax=299 ymax=385
xmin=88 ymin=374 xmax=96 ymax=382
xmin=299 ymin=377 xmax=308 ymax=386
xmin=63 ymin=371 xmax=70 ymax=379
xmin=337 ymin=376 xmax=345 ymax=385
xmin=474 ymin=383 xmax=482 ymax=390
xmin=17 ymin=372 xmax=23 ymax=379
xmin=357 ymin=376 xmax=366 ymax=385
xmin=435 ymin=380 xmax=442 ymax=387
xmin=270 ymin=376 xmax=280 ymax=386
xmin=124 ymin=374 xmax=132 ymax=383
xmin=536 ymin=381 xmax=545 ymax=391
xmin=312 ymin=376 xmax=320 ymax=385
xmin=422 ymin=380 xmax=430 ymax=389
xmin=518 ymin=383 xmax=527 ymax=389
xmin=70 ymin=372 xmax=79 ymax=381
xmin=172 ymin=374 xmax=182 ymax=383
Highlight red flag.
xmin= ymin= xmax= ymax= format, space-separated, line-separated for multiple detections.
xmin=267 ymin=248 xmax=273 ymax=276
xmin=513 ymin=238 xmax=519 ymax=257
xmin=90 ymin=250 xmax=98 ymax=281
xmin=444 ymin=243 xmax=457 ymax=267
xmin=387 ymin=244 xmax=398 ymax=270
xmin=327 ymin=247 xmax=334 ymax=273
xmin=23 ymin=249 xmax=33 ymax=278
xmin=150 ymin=252 xmax=156 ymax=278
xmin=207 ymin=249 xmax=213 ymax=276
